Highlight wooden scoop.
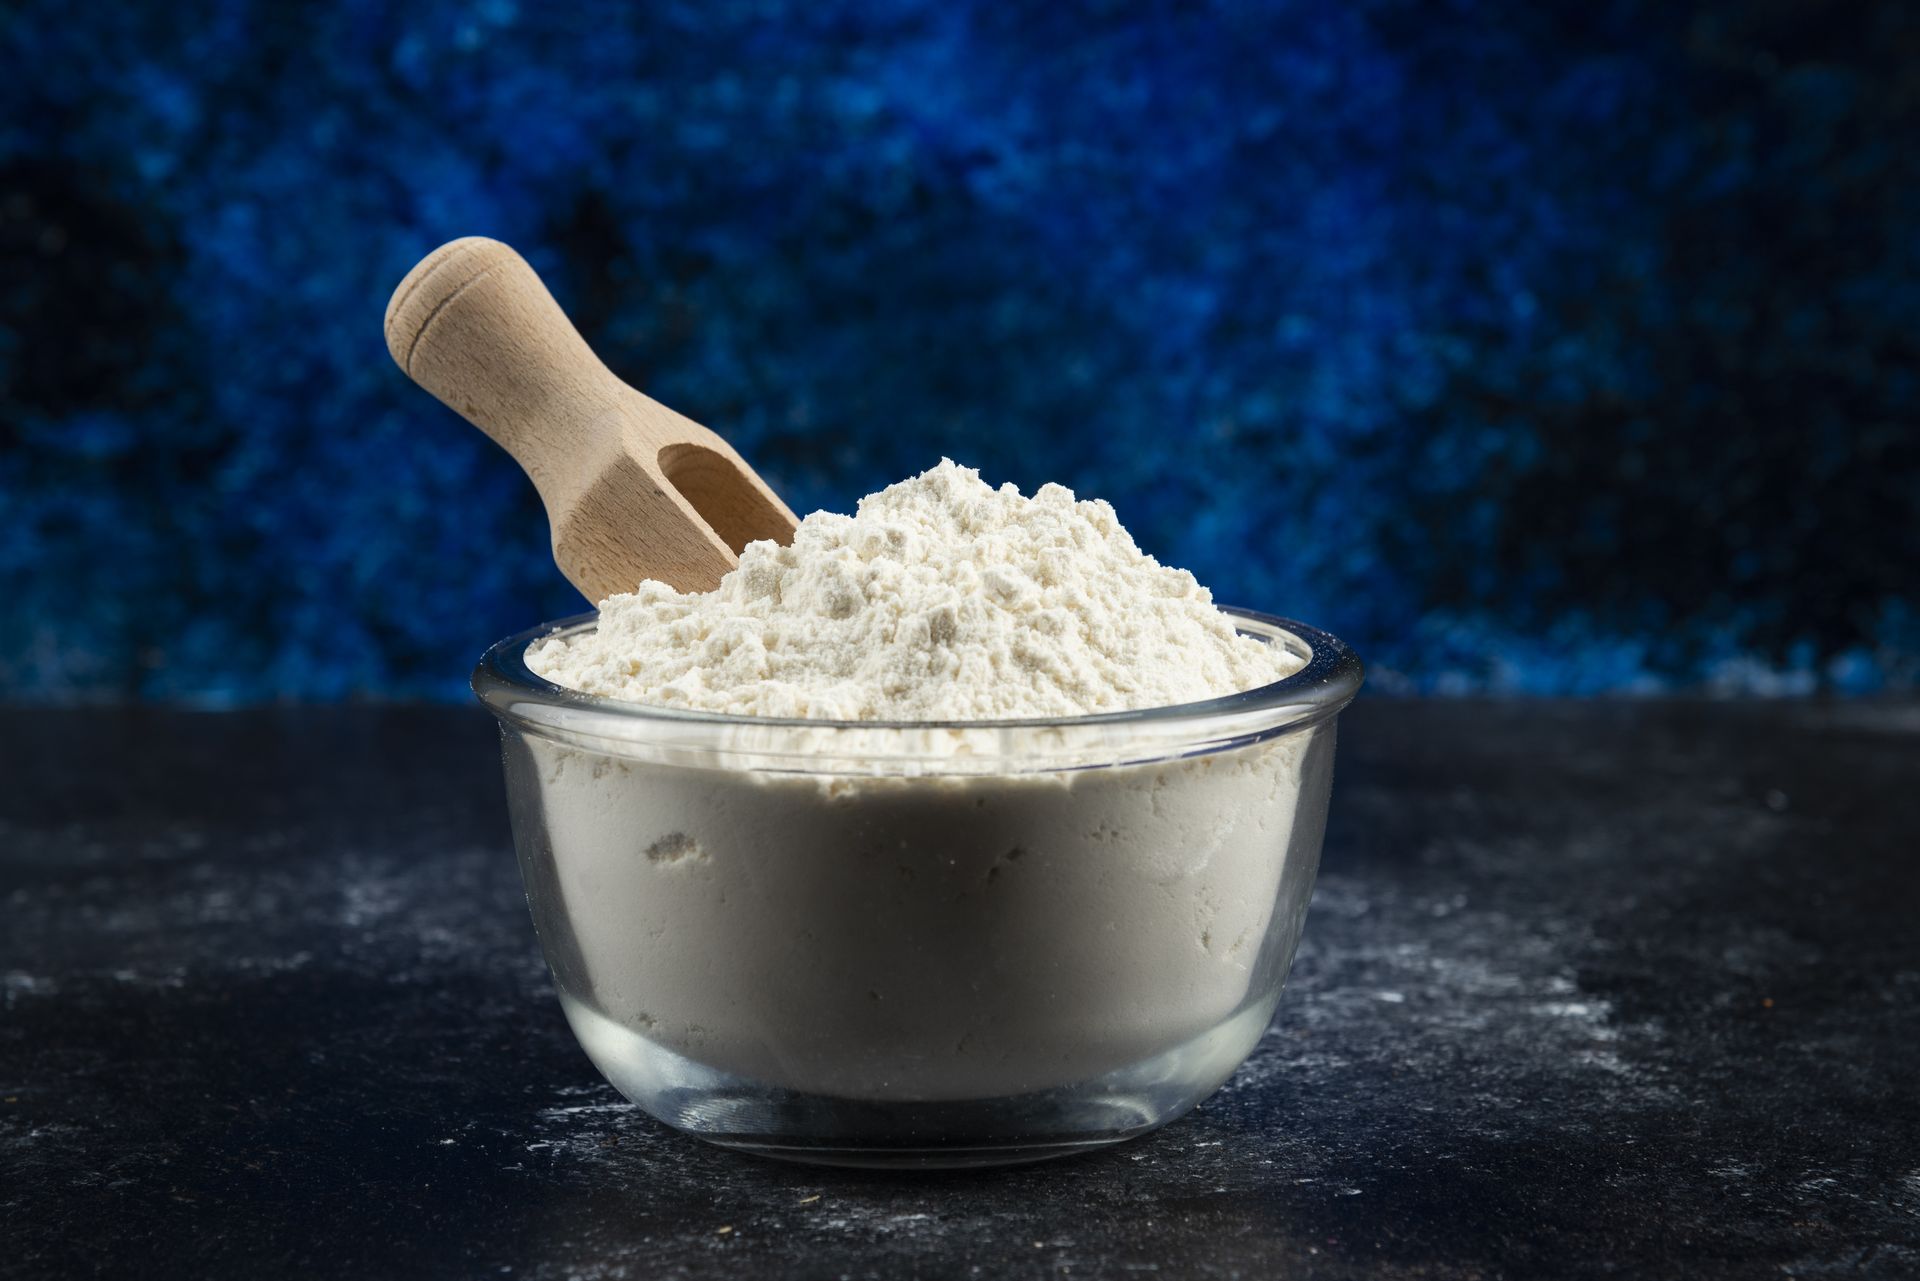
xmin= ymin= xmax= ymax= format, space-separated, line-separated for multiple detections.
xmin=384 ymin=237 xmax=798 ymax=601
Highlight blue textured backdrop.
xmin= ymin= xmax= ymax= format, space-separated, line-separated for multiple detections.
xmin=3 ymin=1 xmax=1916 ymax=701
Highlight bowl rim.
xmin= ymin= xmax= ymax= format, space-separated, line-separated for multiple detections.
xmin=472 ymin=606 xmax=1363 ymax=741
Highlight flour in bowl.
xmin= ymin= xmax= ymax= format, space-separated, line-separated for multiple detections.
xmin=503 ymin=459 xmax=1346 ymax=1112
xmin=526 ymin=459 xmax=1301 ymax=719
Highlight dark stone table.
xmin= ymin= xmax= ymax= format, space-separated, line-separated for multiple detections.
xmin=4 ymin=702 xmax=1916 ymax=1279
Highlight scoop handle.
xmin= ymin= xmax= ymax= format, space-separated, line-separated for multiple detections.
xmin=383 ymin=237 xmax=624 ymax=489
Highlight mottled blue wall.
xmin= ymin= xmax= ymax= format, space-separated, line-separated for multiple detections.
xmin=3 ymin=1 xmax=1915 ymax=701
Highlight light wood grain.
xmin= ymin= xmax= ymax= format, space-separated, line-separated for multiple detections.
xmin=384 ymin=237 xmax=797 ymax=601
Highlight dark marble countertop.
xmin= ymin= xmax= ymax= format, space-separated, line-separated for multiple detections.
xmin=3 ymin=702 xmax=1916 ymax=1279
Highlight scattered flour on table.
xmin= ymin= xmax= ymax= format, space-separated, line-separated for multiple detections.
xmin=527 ymin=459 xmax=1302 ymax=719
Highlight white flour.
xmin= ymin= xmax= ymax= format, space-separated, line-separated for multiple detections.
xmin=508 ymin=461 xmax=1339 ymax=1107
xmin=527 ymin=459 xmax=1301 ymax=718
xmin=528 ymin=727 xmax=1335 ymax=1101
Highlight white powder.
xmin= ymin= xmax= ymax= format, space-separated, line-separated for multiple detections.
xmin=504 ymin=461 xmax=1347 ymax=1114
xmin=527 ymin=459 xmax=1301 ymax=719
xmin=529 ymin=727 xmax=1336 ymax=1102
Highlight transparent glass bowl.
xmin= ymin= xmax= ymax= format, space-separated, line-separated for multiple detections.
xmin=474 ymin=608 xmax=1362 ymax=1168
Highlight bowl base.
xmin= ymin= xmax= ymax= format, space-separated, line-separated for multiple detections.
xmin=703 ymin=1129 xmax=1157 ymax=1170
xmin=666 ymin=1093 xmax=1167 ymax=1169
xmin=558 ymin=991 xmax=1273 ymax=1169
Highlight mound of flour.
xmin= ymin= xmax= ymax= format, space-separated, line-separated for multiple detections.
xmin=527 ymin=459 xmax=1301 ymax=719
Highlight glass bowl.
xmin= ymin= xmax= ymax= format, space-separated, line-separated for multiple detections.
xmin=473 ymin=608 xmax=1362 ymax=1168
